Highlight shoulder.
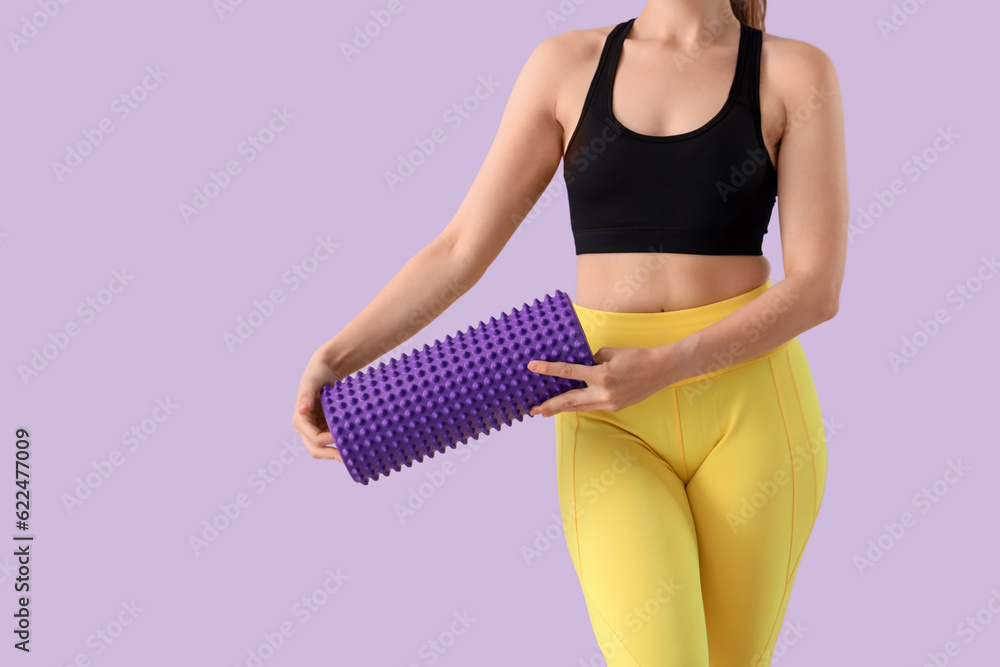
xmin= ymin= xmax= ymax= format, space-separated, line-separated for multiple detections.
xmin=508 ymin=22 xmax=619 ymax=121
xmin=760 ymin=31 xmax=840 ymax=99
xmin=760 ymin=31 xmax=842 ymax=129
xmin=522 ymin=22 xmax=618 ymax=82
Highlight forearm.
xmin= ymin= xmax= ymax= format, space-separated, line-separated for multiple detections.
xmin=316 ymin=238 xmax=480 ymax=378
xmin=655 ymin=272 xmax=838 ymax=385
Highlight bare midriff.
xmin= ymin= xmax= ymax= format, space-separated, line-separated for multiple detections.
xmin=575 ymin=252 xmax=770 ymax=313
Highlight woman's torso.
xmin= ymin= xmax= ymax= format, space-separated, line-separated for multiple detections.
xmin=555 ymin=18 xmax=785 ymax=313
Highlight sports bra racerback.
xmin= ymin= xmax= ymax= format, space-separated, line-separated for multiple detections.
xmin=563 ymin=18 xmax=780 ymax=256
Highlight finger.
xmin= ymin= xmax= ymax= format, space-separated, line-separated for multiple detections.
xmin=291 ymin=410 xmax=342 ymax=461
xmin=529 ymin=388 xmax=599 ymax=417
xmin=531 ymin=400 xmax=605 ymax=417
xmin=527 ymin=359 xmax=591 ymax=381
xmin=546 ymin=401 xmax=606 ymax=415
xmin=304 ymin=436 xmax=342 ymax=461
xmin=295 ymin=390 xmax=314 ymax=414
xmin=293 ymin=379 xmax=326 ymax=430
xmin=295 ymin=377 xmax=332 ymax=414
xmin=305 ymin=436 xmax=342 ymax=462
xmin=307 ymin=405 xmax=344 ymax=462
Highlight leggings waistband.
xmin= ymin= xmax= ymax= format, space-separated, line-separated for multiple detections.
xmin=570 ymin=279 xmax=794 ymax=387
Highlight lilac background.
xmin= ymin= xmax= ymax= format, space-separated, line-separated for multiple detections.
xmin=2 ymin=0 xmax=998 ymax=665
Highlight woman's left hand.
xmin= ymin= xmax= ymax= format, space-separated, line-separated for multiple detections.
xmin=527 ymin=345 xmax=678 ymax=417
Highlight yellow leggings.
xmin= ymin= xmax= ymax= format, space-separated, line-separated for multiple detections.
xmin=554 ymin=280 xmax=827 ymax=667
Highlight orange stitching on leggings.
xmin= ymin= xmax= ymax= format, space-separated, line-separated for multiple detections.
xmin=753 ymin=538 xmax=810 ymax=667
xmin=768 ymin=356 xmax=797 ymax=582
xmin=754 ymin=355 xmax=803 ymax=667
xmin=572 ymin=412 xmax=583 ymax=580
xmin=785 ymin=346 xmax=820 ymax=520
xmin=578 ymin=586 xmax=643 ymax=667
xmin=570 ymin=413 xmax=643 ymax=667
xmin=667 ymin=338 xmax=794 ymax=388
xmin=670 ymin=387 xmax=689 ymax=482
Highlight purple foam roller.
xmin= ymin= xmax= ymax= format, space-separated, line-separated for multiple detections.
xmin=320 ymin=290 xmax=594 ymax=485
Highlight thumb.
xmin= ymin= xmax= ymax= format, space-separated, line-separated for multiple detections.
xmin=297 ymin=394 xmax=312 ymax=413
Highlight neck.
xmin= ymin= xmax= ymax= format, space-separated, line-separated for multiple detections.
xmin=636 ymin=0 xmax=740 ymax=47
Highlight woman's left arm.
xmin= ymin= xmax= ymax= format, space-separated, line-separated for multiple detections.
xmin=529 ymin=40 xmax=848 ymax=416
xmin=668 ymin=39 xmax=849 ymax=381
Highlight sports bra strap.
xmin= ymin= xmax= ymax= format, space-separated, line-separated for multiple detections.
xmin=735 ymin=22 xmax=762 ymax=110
xmin=589 ymin=18 xmax=761 ymax=120
xmin=585 ymin=19 xmax=633 ymax=118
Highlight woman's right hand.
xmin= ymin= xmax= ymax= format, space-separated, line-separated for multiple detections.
xmin=292 ymin=351 xmax=346 ymax=461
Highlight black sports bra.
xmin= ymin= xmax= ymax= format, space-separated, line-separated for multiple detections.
xmin=563 ymin=18 xmax=780 ymax=256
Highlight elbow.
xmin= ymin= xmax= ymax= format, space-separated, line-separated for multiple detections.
xmin=438 ymin=233 xmax=486 ymax=288
xmin=821 ymin=296 xmax=839 ymax=322
xmin=818 ymin=285 xmax=840 ymax=322
xmin=789 ymin=270 xmax=840 ymax=323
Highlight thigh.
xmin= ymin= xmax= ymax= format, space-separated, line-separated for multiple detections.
xmin=685 ymin=340 xmax=828 ymax=666
xmin=555 ymin=410 xmax=710 ymax=666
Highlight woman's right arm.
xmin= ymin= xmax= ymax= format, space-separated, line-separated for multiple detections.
xmin=293 ymin=33 xmax=575 ymax=459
